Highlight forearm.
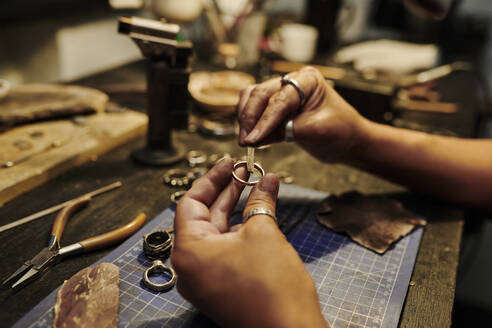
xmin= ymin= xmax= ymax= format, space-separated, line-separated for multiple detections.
xmin=348 ymin=119 xmax=492 ymax=210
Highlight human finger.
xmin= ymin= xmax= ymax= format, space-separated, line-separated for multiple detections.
xmin=243 ymin=68 xmax=318 ymax=146
xmin=238 ymin=77 xmax=282 ymax=146
xmin=209 ymin=165 xmax=248 ymax=233
xmin=242 ymin=173 xmax=280 ymax=228
xmin=175 ymin=158 xmax=235 ymax=236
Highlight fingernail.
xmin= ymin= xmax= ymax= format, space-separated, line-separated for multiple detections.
xmin=245 ymin=129 xmax=259 ymax=143
xmin=258 ymin=174 xmax=278 ymax=193
xmin=217 ymin=156 xmax=233 ymax=166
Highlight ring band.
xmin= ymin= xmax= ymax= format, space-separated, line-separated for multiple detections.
xmin=232 ymin=161 xmax=265 ymax=186
xmin=170 ymin=190 xmax=187 ymax=205
xmin=285 ymin=119 xmax=294 ymax=142
xmin=243 ymin=207 xmax=277 ymax=224
xmin=143 ymin=260 xmax=177 ymax=292
xmin=281 ymin=75 xmax=305 ymax=108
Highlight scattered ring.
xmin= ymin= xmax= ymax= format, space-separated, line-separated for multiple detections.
xmin=232 ymin=161 xmax=265 ymax=186
xmin=162 ymin=169 xmax=194 ymax=187
xmin=187 ymin=150 xmax=207 ymax=167
xmin=143 ymin=230 xmax=173 ymax=260
xmin=170 ymin=190 xmax=187 ymax=205
xmin=207 ymin=153 xmax=233 ymax=168
xmin=143 ymin=260 xmax=177 ymax=292
xmin=275 ymin=171 xmax=295 ymax=184
xmin=243 ymin=207 xmax=277 ymax=224
xmin=281 ymin=75 xmax=305 ymax=108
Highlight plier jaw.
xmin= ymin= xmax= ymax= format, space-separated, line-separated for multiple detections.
xmin=3 ymin=247 xmax=58 ymax=290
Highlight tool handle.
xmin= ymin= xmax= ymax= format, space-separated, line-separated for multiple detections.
xmin=79 ymin=213 xmax=147 ymax=252
xmin=50 ymin=196 xmax=91 ymax=247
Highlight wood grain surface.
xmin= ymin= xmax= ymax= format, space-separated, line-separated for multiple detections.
xmin=0 ymin=110 xmax=147 ymax=205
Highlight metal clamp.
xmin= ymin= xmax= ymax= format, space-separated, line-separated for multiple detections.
xmin=162 ymin=169 xmax=194 ymax=187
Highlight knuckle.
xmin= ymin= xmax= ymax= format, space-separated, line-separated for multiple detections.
xmin=267 ymin=91 xmax=290 ymax=109
xmin=300 ymin=65 xmax=318 ymax=75
xmin=250 ymin=85 xmax=268 ymax=99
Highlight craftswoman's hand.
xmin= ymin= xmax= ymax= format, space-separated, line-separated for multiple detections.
xmin=237 ymin=66 xmax=367 ymax=163
xmin=172 ymin=158 xmax=329 ymax=328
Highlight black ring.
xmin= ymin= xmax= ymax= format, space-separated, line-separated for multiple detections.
xmin=143 ymin=230 xmax=173 ymax=260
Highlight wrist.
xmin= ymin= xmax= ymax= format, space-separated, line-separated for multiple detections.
xmin=343 ymin=116 xmax=375 ymax=166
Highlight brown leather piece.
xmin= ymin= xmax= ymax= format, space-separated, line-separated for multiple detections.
xmin=53 ymin=263 xmax=119 ymax=328
xmin=0 ymin=84 xmax=108 ymax=127
xmin=317 ymin=191 xmax=426 ymax=254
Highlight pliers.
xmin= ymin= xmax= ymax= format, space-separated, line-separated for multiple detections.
xmin=3 ymin=195 xmax=146 ymax=290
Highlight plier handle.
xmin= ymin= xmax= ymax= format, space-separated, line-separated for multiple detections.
xmin=3 ymin=196 xmax=146 ymax=290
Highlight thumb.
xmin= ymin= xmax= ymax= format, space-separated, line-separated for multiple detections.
xmin=242 ymin=173 xmax=280 ymax=227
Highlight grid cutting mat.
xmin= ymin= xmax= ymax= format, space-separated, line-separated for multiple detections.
xmin=15 ymin=184 xmax=423 ymax=328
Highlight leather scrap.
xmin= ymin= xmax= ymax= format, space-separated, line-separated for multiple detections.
xmin=317 ymin=191 xmax=426 ymax=254
xmin=53 ymin=262 xmax=119 ymax=328
xmin=0 ymin=84 xmax=108 ymax=127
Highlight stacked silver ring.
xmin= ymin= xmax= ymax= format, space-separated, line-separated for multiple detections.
xmin=142 ymin=230 xmax=177 ymax=292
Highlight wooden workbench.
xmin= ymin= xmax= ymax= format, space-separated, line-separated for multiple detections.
xmin=0 ymin=61 xmax=468 ymax=327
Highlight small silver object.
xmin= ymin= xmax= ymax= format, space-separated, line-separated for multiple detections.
xmin=232 ymin=161 xmax=265 ymax=186
xmin=162 ymin=169 xmax=194 ymax=187
xmin=143 ymin=260 xmax=177 ymax=292
xmin=207 ymin=153 xmax=233 ymax=168
xmin=170 ymin=190 xmax=187 ymax=205
xmin=243 ymin=207 xmax=277 ymax=224
xmin=284 ymin=119 xmax=294 ymax=142
xmin=275 ymin=171 xmax=295 ymax=184
xmin=281 ymin=75 xmax=305 ymax=107
xmin=187 ymin=150 xmax=207 ymax=167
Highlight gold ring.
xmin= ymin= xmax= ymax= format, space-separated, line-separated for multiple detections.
xmin=232 ymin=161 xmax=265 ymax=186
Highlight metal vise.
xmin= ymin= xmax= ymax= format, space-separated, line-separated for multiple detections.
xmin=118 ymin=16 xmax=193 ymax=165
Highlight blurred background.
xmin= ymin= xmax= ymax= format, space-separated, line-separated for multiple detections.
xmin=0 ymin=0 xmax=491 ymax=326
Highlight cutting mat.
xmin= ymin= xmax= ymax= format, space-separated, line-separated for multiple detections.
xmin=15 ymin=184 xmax=423 ymax=328
xmin=0 ymin=110 xmax=147 ymax=205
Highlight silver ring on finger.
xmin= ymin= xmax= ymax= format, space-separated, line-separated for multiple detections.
xmin=281 ymin=75 xmax=305 ymax=108
xmin=243 ymin=207 xmax=277 ymax=224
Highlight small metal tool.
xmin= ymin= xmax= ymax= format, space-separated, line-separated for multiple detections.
xmin=246 ymin=147 xmax=255 ymax=173
xmin=3 ymin=197 xmax=146 ymax=290
xmin=0 ymin=181 xmax=122 ymax=233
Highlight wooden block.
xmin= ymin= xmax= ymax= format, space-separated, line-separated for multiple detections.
xmin=0 ymin=84 xmax=108 ymax=126
xmin=0 ymin=110 xmax=147 ymax=205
